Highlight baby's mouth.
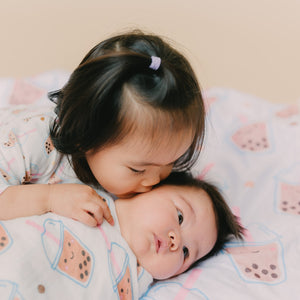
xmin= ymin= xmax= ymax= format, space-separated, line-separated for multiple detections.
xmin=154 ymin=235 xmax=169 ymax=253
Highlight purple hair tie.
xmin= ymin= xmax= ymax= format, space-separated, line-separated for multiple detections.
xmin=149 ymin=56 xmax=161 ymax=71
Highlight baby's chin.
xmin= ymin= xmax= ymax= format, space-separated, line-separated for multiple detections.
xmin=151 ymin=271 xmax=177 ymax=281
xmin=137 ymin=260 xmax=179 ymax=280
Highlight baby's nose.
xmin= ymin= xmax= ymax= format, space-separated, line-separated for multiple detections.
xmin=168 ymin=230 xmax=181 ymax=251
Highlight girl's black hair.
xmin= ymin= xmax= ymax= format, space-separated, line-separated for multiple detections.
xmin=49 ymin=30 xmax=205 ymax=187
xmin=160 ymin=172 xmax=244 ymax=269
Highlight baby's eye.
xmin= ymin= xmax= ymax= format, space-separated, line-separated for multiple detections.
xmin=129 ymin=167 xmax=145 ymax=174
xmin=177 ymin=209 xmax=183 ymax=225
xmin=183 ymin=246 xmax=189 ymax=259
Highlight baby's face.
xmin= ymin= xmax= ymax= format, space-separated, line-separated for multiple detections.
xmin=116 ymin=184 xmax=217 ymax=280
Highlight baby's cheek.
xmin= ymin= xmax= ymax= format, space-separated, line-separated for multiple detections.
xmin=131 ymin=235 xmax=150 ymax=259
xmin=148 ymin=256 xmax=182 ymax=280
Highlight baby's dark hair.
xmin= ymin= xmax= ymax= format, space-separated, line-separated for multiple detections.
xmin=160 ymin=172 xmax=244 ymax=269
xmin=49 ymin=30 xmax=205 ymax=187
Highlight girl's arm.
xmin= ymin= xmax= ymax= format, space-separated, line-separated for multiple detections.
xmin=0 ymin=183 xmax=114 ymax=227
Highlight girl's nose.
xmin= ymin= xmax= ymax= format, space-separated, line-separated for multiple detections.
xmin=168 ymin=230 xmax=181 ymax=251
xmin=141 ymin=173 xmax=160 ymax=187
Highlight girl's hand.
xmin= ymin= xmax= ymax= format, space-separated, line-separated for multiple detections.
xmin=48 ymin=184 xmax=114 ymax=227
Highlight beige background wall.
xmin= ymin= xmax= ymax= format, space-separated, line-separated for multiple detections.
xmin=0 ymin=0 xmax=299 ymax=103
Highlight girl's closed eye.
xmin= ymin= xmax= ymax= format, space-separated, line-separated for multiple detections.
xmin=129 ymin=167 xmax=146 ymax=174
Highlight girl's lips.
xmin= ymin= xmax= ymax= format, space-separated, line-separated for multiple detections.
xmin=117 ymin=192 xmax=136 ymax=198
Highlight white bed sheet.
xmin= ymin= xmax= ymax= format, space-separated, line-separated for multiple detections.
xmin=144 ymin=88 xmax=300 ymax=299
xmin=0 ymin=71 xmax=299 ymax=300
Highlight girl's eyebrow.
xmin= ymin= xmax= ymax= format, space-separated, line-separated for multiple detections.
xmin=129 ymin=160 xmax=175 ymax=167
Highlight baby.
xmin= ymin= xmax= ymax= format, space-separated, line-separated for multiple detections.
xmin=0 ymin=172 xmax=243 ymax=299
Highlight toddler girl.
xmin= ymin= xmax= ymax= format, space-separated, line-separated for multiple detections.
xmin=0 ymin=30 xmax=205 ymax=226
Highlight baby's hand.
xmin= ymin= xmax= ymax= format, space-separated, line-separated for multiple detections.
xmin=48 ymin=184 xmax=114 ymax=227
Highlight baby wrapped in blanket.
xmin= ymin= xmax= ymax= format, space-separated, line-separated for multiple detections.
xmin=0 ymin=173 xmax=242 ymax=299
xmin=0 ymin=190 xmax=152 ymax=300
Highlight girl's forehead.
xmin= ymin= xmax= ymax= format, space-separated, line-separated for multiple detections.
xmin=120 ymin=129 xmax=193 ymax=162
xmin=125 ymin=123 xmax=194 ymax=146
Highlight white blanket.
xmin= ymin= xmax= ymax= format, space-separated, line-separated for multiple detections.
xmin=0 ymin=71 xmax=299 ymax=299
xmin=0 ymin=194 xmax=152 ymax=299
xmin=143 ymin=88 xmax=300 ymax=299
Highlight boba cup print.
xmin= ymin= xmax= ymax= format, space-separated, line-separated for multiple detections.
xmin=274 ymin=163 xmax=300 ymax=215
xmin=41 ymin=219 xmax=95 ymax=287
xmin=0 ymin=280 xmax=23 ymax=300
xmin=231 ymin=122 xmax=271 ymax=152
xmin=108 ymin=242 xmax=133 ymax=300
xmin=224 ymin=223 xmax=286 ymax=285
xmin=0 ymin=222 xmax=12 ymax=254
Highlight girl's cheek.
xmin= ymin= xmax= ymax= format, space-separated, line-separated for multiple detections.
xmin=161 ymin=166 xmax=173 ymax=180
